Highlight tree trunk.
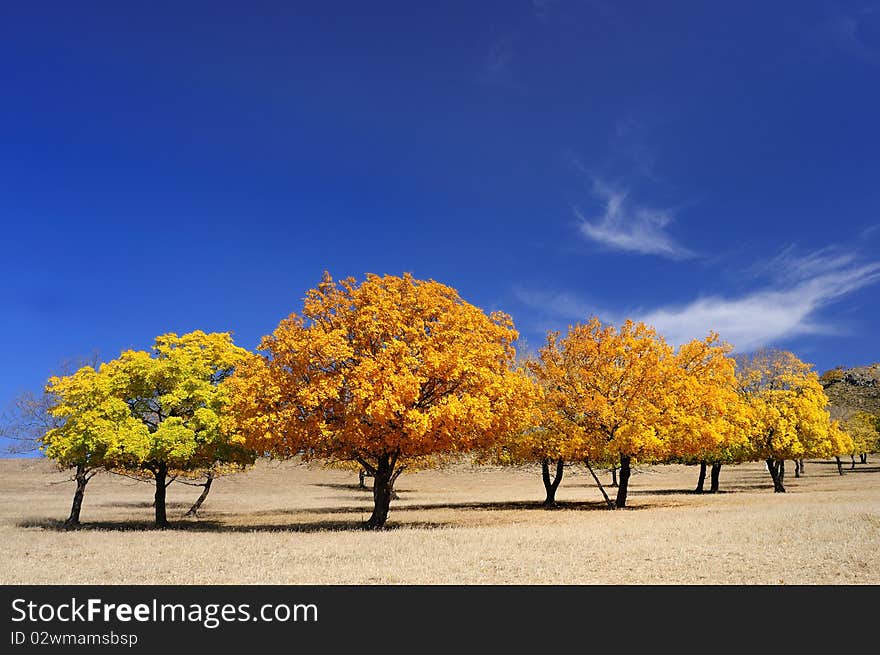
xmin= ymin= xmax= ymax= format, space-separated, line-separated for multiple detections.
xmin=153 ymin=463 xmax=169 ymax=528
xmin=389 ymin=464 xmax=405 ymax=500
xmin=63 ymin=464 xmax=90 ymax=529
xmin=860 ymin=453 xmax=867 ymax=464
xmin=794 ymin=459 xmax=800 ymax=478
xmin=835 ymin=456 xmax=844 ymax=476
xmin=184 ymin=472 xmax=213 ymax=517
xmin=615 ymin=455 xmax=632 ymax=508
xmin=366 ymin=454 xmax=395 ymax=529
xmin=766 ymin=458 xmax=786 ymax=493
xmin=694 ymin=461 xmax=707 ymax=493
xmin=610 ymin=466 xmax=618 ymax=487
xmin=709 ymin=462 xmax=721 ymax=493
xmin=358 ymin=469 xmax=368 ymax=489
xmin=799 ymin=459 xmax=805 ymax=474
xmin=778 ymin=459 xmax=785 ymax=484
xmin=851 ymin=455 xmax=856 ymax=470
xmin=584 ymin=459 xmax=615 ymax=509
xmin=541 ymin=458 xmax=564 ymax=507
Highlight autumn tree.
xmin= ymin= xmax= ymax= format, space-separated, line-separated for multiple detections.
xmin=41 ymin=364 xmax=136 ymax=528
xmin=484 ymin=355 xmax=627 ymax=508
xmin=829 ymin=420 xmax=853 ymax=476
xmin=225 ymin=272 xmax=531 ymax=529
xmin=667 ymin=336 xmax=750 ymax=494
xmin=735 ymin=350 xmax=852 ymax=492
xmin=112 ymin=331 xmax=253 ymax=527
xmin=842 ymin=411 xmax=878 ymax=466
xmin=44 ymin=331 xmax=252 ymax=527
xmin=531 ymin=318 xmax=738 ymax=509
xmin=0 ymin=354 xmax=112 ymax=528
xmin=480 ymin=374 xmax=582 ymax=507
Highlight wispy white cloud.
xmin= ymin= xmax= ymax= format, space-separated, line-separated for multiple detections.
xmin=514 ymin=247 xmax=880 ymax=351
xmin=830 ymin=7 xmax=880 ymax=64
xmin=576 ymin=180 xmax=695 ymax=259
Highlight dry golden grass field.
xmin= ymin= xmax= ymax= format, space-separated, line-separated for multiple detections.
xmin=1 ymin=457 xmax=878 ymax=584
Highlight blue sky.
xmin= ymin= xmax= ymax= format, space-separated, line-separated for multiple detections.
xmin=2 ymin=1 xmax=879 ymax=445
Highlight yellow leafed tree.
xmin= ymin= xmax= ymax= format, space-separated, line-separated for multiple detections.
xmin=841 ymin=411 xmax=878 ymax=467
xmin=43 ymin=331 xmax=254 ymax=528
xmin=735 ymin=349 xmax=852 ymax=492
xmin=669 ymin=335 xmax=752 ymax=494
xmin=43 ymin=364 xmax=142 ymax=527
xmin=479 ymin=365 xmax=587 ymax=507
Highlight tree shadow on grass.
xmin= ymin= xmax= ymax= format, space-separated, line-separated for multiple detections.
xmin=245 ymin=499 xmax=616 ymax=515
xmin=631 ymin=483 xmax=769 ymax=496
xmin=834 ymin=465 xmax=880 ymax=474
xmin=16 ymin=497 xmax=635 ymax=533
xmin=94 ymin=500 xmax=193 ymax=509
xmin=15 ymin=517 xmax=451 ymax=533
xmin=396 ymin=499 xmax=613 ymax=512
xmin=631 ymin=488 xmax=718 ymax=496
xmin=311 ymin=482 xmax=372 ymax=492
xmin=796 ymin=460 xmax=880 ymax=475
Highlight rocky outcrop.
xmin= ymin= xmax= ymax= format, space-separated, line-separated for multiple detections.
xmin=822 ymin=364 xmax=880 ymax=420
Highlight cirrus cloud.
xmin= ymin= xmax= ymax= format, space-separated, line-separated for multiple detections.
xmin=576 ymin=180 xmax=695 ymax=259
xmin=514 ymin=247 xmax=880 ymax=351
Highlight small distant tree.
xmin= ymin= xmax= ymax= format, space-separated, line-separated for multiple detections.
xmin=1 ymin=391 xmax=52 ymax=457
xmin=842 ymin=411 xmax=879 ymax=466
xmin=1 ymin=353 xmax=102 ymax=459
xmin=225 ymin=272 xmax=532 ymax=529
xmin=828 ymin=420 xmax=853 ymax=476
xmin=736 ymin=350 xmax=852 ymax=492
xmin=818 ymin=366 xmax=845 ymax=388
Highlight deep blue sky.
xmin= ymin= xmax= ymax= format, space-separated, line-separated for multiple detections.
xmin=2 ymin=1 xmax=879 ymax=445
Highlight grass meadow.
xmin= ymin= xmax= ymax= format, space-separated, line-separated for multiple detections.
xmin=1 ymin=457 xmax=878 ymax=584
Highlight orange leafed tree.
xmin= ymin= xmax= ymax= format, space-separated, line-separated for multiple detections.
xmin=224 ymin=272 xmax=531 ymax=528
xmin=532 ymin=318 xmax=741 ymax=508
xmin=480 ymin=368 xmax=585 ymax=507
xmin=531 ymin=318 xmax=676 ymax=509
xmin=668 ymin=335 xmax=751 ymax=494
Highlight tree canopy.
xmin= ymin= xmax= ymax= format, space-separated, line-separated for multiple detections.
xmin=529 ymin=318 xmax=745 ymax=508
xmin=735 ymin=349 xmax=853 ymax=492
xmin=43 ymin=331 xmax=252 ymax=527
xmin=225 ymin=272 xmax=533 ymax=528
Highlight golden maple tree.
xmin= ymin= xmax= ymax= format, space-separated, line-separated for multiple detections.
xmin=224 ymin=272 xmax=532 ymax=528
